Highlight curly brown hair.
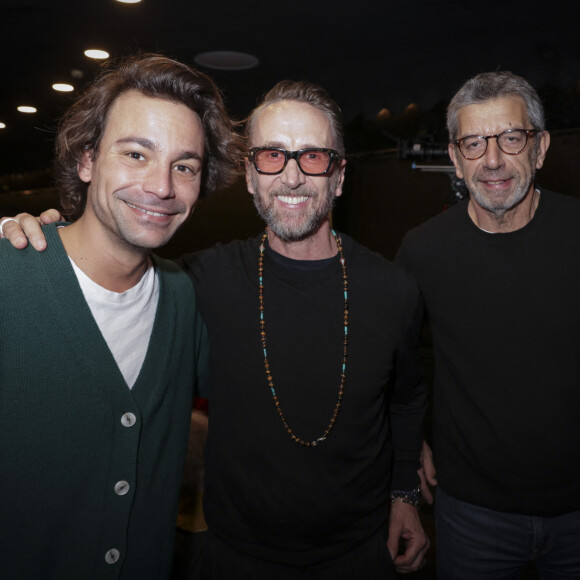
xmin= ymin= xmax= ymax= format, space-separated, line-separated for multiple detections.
xmin=55 ymin=53 xmax=244 ymax=221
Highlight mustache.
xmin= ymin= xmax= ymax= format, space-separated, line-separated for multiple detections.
xmin=475 ymin=172 xmax=513 ymax=181
xmin=270 ymin=186 xmax=317 ymax=198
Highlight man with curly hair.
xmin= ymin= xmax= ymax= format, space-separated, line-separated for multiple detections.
xmin=0 ymin=54 xmax=241 ymax=578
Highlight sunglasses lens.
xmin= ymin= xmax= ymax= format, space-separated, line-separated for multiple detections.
xmin=252 ymin=148 xmax=335 ymax=175
xmin=254 ymin=149 xmax=286 ymax=174
xmin=298 ymin=150 xmax=331 ymax=175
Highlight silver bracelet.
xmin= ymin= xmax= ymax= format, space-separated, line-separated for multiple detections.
xmin=390 ymin=486 xmax=421 ymax=508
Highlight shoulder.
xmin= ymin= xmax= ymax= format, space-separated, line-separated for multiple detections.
xmin=178 ymin=236 xmax=260 ymax=284
xmin=403 ymin=201 xmax=466 ymax=246
xmin=340 ymin=235 xmax=422 ymax=333
xmin=531 ymin=189 xmax=580 ymax=247
xmin=0 ymin=223 xmax=64 ymax=269
xmin=341 ymin=233 xmax=420 ymax=298
xmin=396 ymin=202 xmax=468 ymax=269
xmin=152 ymin=254 xmax=197 ymax=299
xmin=539 ymin=188 xmax=580 ymax=214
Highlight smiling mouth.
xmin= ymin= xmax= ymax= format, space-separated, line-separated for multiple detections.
xmin=276 ymin=195 xmax=309 ymax=205
xmin=126 ymin=202 xmax=170 ymax=217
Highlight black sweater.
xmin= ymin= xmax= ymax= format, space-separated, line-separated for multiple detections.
xmin=397 ymin=189 xmax=580 ymax=516
xmin=180 ymin=233 xmax=426 ymax=565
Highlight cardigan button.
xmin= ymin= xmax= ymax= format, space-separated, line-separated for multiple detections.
xmin=114 ymin=480 xmax=130 ymax=496
xmin=105 ymin=548 xmax=120 ymax=564
xmin=121 ymin=412 xmax=137 ymax=427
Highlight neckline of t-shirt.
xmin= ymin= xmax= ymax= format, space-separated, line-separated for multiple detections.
xmin=263 ymin=236 xmax=347 ymax=281
xmin=462 ymin=188 xmax=545 ymax=244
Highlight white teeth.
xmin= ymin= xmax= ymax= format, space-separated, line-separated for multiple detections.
xmin=127 ymin=202 xmax=166 ymax=217
xmin=277 ymin=195 xmax=308 ymax=205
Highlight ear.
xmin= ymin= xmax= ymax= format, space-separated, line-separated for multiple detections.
xmin=534 ymin=131 xmax=551 ymax=170
xmin=332 ymin=158 xmax=347 ymax=198
xmin=245 ymin=159 xmax=256 ymax=195
xmin=448 ymin=143 xmax=464 ymax=179
xmin=77 ymin=149 xmax=94 ymax=184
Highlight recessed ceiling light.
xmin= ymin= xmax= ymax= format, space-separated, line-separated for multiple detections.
xmin=17 ymin=106 xmax=37 ymax=114
xmin=85 ymin=49 xmax=110 ymax=60
xmin=52 ymin=83 xmax=74 ymax=92
xmin=0 ymin=123 xmax=6 ymax=129
xmin=194 ymin=51 xmax=259 ymax=71
xmin=115 ymin=0 xmax=142 ymax=3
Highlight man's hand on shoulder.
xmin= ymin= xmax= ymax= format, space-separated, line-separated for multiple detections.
xmin=0 ymin=210 xmax=61 ymax=250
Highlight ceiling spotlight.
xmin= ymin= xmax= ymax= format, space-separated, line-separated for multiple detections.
xmin=115 ymin=0 xmax=142 ymax=3
xmin=17 ymin=106 xmax=37 ymax=114
xmin=52 ymin=83 xmax=74 ymax=92
xmin=84 ymin=49 xmax=110 ymax=60
xmin=0 ymin=122 xmax=6 ymax=129
xmin=194 ymin=51 xmax=259 ymax=71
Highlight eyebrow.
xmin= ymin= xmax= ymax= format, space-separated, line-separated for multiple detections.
xmin=259 ymin=141 xmax=324 ymax=150
xmin=116 ymin=137 xmax=203 ymax=161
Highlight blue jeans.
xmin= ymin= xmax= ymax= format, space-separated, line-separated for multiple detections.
xmin=436 ymin=488 xmax=580 ymax=580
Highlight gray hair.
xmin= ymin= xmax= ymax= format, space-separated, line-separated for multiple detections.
xmin=447 ymin=71 xmax=545 ymax=141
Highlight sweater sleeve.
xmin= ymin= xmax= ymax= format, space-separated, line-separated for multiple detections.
xmin=172 ymin=252 xmax=211 ymax=399
xmin=194 ymin=317 xmax=211 ymax=399
xmin=389 ymin=289 xmax=427 ymax=491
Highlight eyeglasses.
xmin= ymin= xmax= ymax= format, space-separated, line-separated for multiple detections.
xmin=248 ymin=147 xmax=340 ymax=176
xmin=454 ymin=129 xmax=539 ymax=160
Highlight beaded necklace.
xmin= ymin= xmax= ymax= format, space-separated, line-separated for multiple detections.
xmin=258 ymin=228 xmax=349 ymax=447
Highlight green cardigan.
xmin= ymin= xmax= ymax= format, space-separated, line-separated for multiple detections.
xmin=0 ymin=224 xmax=208 ymax=579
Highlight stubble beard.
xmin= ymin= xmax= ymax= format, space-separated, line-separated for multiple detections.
xmin=251 ymin=179 xmax=336 ymax=242
xmin=461 ymin=151 xmax=537 ymax=218
xmin=92 ymin=192 xmax=188 ymax=252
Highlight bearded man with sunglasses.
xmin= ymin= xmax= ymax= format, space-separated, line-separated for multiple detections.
xmin=396 ymin=71 xmax=580 ymax=578
xmin=2 ymin=80 xmax=429 ymax=578
xmin=181 ymin=81 xmax=429 ymax=578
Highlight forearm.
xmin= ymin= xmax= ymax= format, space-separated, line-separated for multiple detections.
xmin=390 ymin=298 xmax=428 ymax=489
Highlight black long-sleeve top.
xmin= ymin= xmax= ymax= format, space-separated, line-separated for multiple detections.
xmin=397 ymin=189 xmax=580 ymax=516
xmin=180 ymin=232 xmax=426 ymax=565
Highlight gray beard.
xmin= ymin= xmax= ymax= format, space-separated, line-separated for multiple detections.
xmin=470 ymin=180 xmax=531 ymax=218
xmin=252 ymin=185 xmax=336 ymax=242
xmin=461 ymin=149 xmax=538 ymax=219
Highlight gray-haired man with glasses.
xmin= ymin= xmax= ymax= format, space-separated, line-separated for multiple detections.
xmin=397 ymin=71 xmax=580 ymax=578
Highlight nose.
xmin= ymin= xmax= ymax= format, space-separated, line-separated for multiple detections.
xmin=279 ymin=158 xmax=306 ymax=189
xmin=482 ymin=137 xmax=504 ymax=169
xmin=144 ymin=165 xmax=174 ymax=198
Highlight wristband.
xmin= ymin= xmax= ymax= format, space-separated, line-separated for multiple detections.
xmin=390 ymin=486 xmax=421 ymax=508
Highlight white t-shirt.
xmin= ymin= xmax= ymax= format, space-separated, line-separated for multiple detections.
xmin=70 ymin=259 xmax=159 ymax=388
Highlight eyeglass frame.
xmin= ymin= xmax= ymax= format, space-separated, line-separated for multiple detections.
xmin=454 ymin=129 xmax=539 ymax=160
xmin=247 ymin=147 xmax=341 ymax=176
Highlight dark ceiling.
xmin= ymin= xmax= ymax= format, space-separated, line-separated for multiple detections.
xmin=1 ymin=0 xmax=579 ymax=177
